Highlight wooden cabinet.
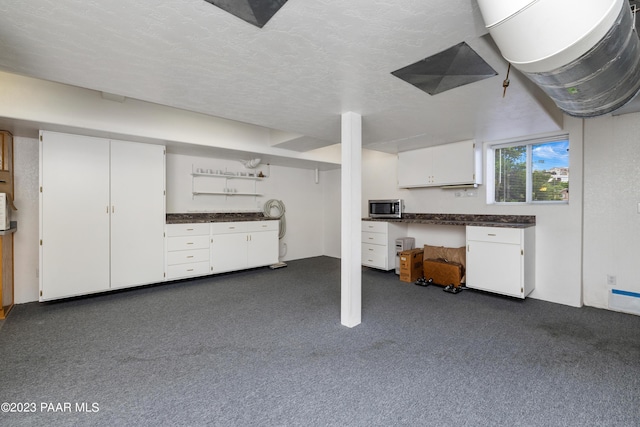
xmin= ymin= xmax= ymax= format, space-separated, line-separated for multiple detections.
xmin=0 ymin=131 xmax=15 ymax=319
xmin=39 ymin=131 xmax=166 ymax=301
xmin=210 ymin=221 xmax=278 ymax=273
xmin=166 ymin=223 xmax=211 ymax=280
xmin=361 ymin=221 xmax=408 ymax=271
xmin=397 ymin=140 xmax=481 ymax=188
xmin=465 ymin=226 xmax=535 ymax=298
xmin=0 ymin=229 xmax=15 ymax=319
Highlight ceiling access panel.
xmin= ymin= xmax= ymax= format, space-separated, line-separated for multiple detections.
xmin=391 ymin=42 xmax=498 ymax=96
xmin=204 ymin=0 xmax=288 ymax=28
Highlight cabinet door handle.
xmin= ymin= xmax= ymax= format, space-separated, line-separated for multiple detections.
xmin=112 ymin=206 xmax=115 ymax=213
xmin=187 ymin=256 xmax=194 ymax=259
xmin=186 ymin=242 xmax=194 ymax=245
xmin=186 ymin=228 xmax=194 ymax=231
xmin=186 ymin=269 xmax=194 ymax=272
xmin=487 ymin=233 xmax=496 ymax=236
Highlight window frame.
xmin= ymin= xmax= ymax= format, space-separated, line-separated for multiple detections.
xmin=486 ymin=134 xmax=570 ymax=205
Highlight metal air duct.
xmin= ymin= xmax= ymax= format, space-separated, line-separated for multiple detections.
xmin=477 ymin=0 xmax=640 ymax=117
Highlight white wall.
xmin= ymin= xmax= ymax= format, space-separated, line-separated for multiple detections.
xmin=13 ymin=136 xmax=40 ymax=303
xmin=583 ymin=112 xmax=640 ymax=311
xmin=361 ymin=116 xmax=584 ymax=308
xmin=166 ymin=153 xmax=326 ymax=262
xmin=322 ymin=168 xmax=342 ymax=258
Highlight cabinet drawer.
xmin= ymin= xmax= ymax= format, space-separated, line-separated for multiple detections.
xmin=167 ymin=262 xmax=210 ymax=280
xmin=466 ymin=226 xmax=522 ymax=245
xmin=210 ymin=222 xmax=248 ymax=234
xmin=167 ymin=248 xmax=209 ymax=265
xmin=362 ymin=251 xmax=386 ymax=269
xmin=362 ymin=231 xmax=387 ymax=245
xmin=246 ymin=220 xmax=278 ymax=232
xmin=362 ymin=221 xmax=387 ymax=233
xmin=167 ymin=235 xmax=210 ymax=251
xmin=166 ymin=223 xmax=210 ymax=237
xmin=362 ymin=243 xmax=387 ymax=257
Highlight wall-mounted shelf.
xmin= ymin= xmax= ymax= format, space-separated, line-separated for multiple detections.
xmin=193 ymin=191 xmax=264 ymax=196
xmin=191 ymin=172 xmax=265 ymax=180
xmin=191 ymin=166 xmax=265 ymax=198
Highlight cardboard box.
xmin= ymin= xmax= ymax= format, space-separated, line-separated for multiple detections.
xmin=399 ymin=248 xmax=424 ymax=282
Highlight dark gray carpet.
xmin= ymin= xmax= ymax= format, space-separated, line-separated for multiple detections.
xmin=1 ymin=256 xmax=639 ymax=426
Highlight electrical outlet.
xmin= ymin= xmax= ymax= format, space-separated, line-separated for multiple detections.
xmin=466 ymin=190 xmax=477 ymax=197
xmin=607 ymin=274 xmax=616 ymax=286
xmin=454 ymin=191 xmax=463 ymax=198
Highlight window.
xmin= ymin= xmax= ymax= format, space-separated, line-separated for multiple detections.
xmin=490 ymin=135 xmax=569 ymax=203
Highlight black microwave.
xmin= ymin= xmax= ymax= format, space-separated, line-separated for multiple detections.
xmin=368 ymin=199 xmax=403 ymax=219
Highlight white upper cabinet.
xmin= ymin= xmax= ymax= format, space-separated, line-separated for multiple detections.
xmin=397 ymin=140 xmax=482 ymax=188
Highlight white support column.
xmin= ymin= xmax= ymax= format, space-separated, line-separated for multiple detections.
xmin=341 ymin=112 xmax=362 ymax=328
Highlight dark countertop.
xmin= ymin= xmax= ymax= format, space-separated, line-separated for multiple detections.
xmin=364 ymin=213 xmax=535 ymax=228
xmin=167 ymin=212 xmax=278 ymax=224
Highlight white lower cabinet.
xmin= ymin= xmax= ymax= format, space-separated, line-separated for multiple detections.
xmin=465 ymin=226 xmax=535 ymax=298
xmin=210 ymin=221 xmax=279 ymax=273
xmin=165 ymin=221 xmax=279 ymax=279
xmin=361 ymin=221 xmax=408 ymax=271
xmin=166 ymin=223 xmax=211 ymax=280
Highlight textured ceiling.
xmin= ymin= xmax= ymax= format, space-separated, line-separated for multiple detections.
xmin=0 ymin=0 xmax=564 ymax=154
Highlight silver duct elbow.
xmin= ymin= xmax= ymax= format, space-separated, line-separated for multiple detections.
xmin=477 ymin=0 xmax=640 ymax=117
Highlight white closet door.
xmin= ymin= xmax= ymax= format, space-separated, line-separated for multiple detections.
xmin=40 ymin=132 xmax=110 ymax=300
xmin=110 ymin=140 xmax=165 ymax=288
